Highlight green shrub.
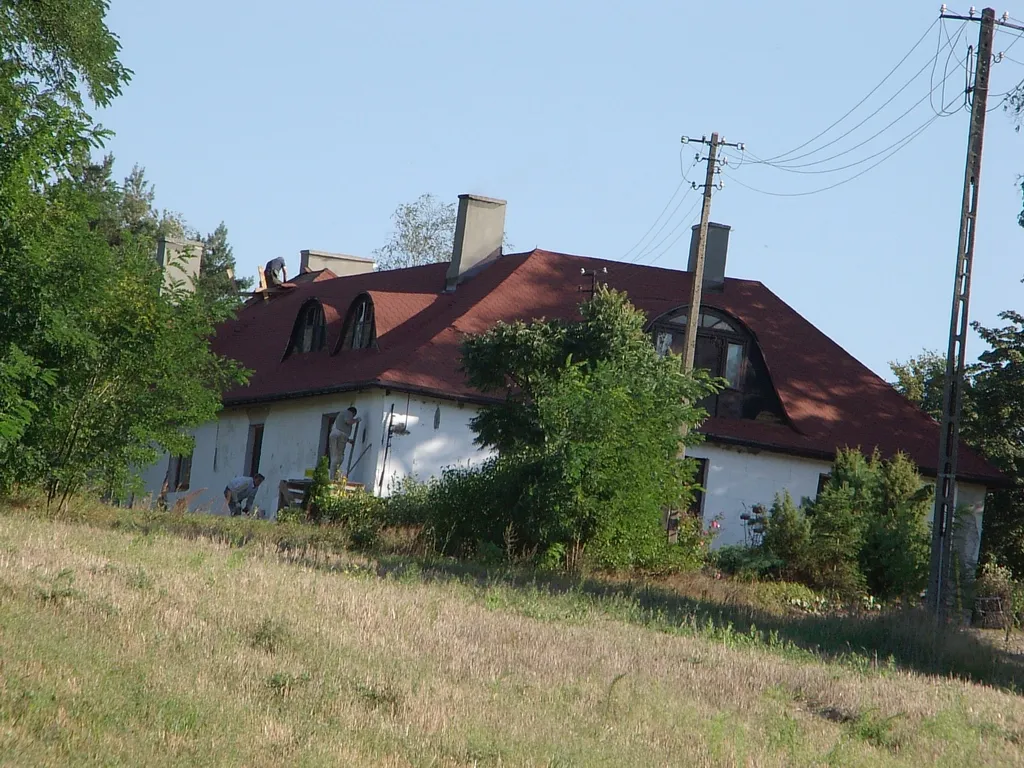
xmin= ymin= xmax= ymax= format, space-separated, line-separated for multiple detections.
xmin=804 ymin=483 xmax=866 ymax=598
xmin=383 ymin=475 xmax=433 ymax=526
xmin=762 ymin=491 xmax=811 ymax=579
xmin=298 ymin=456 xmax=384 ymax=550
xmin=975 ymin=560 xmax=1024 ymax=628
xmin=713 ymin=544 xmax=784 ymax=580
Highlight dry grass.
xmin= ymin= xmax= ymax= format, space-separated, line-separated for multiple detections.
xmin=1 ymin=514 xmax=1024 ymax=765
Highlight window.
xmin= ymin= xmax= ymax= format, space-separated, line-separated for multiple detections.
xmin=318 ymin=412 xmax=339 ymax=458
xmin=688 ymin=458 xmax=709 ymax=518
xmin=287 ymin=301 xmax=327 ymax=356
xmin=339 ymin=295 xmax=375 ymax=351
xmin=650 ymin=307 xmax=785 ymax=423
xmin=817 ymin=473 xmax=831 ymax=497
xmin=167 ymin=451 xmax=192 ymax=491
xmin=245 ymin=424 xmax=264 ymax=477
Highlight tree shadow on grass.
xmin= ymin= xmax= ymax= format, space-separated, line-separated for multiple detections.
xmin=370 ymin=555 xmax=1024 ymax=693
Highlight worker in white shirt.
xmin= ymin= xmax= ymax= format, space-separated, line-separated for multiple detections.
xmin=329 ymin=407 xmax=360 ymax=481
xmin=224 ymin=473 xmax=264 ymax=517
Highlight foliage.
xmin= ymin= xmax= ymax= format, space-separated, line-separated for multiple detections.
xmin=974 ymin=560 xmax=1024 ymax=628
xmin=761 ymin=491 xmax=811 ymax=580
xmin=892 ymin=309 xmax=1024 ymax=577
xmin=303 ymin=456 xmax=383 ymax=549
xmin=748 ymin=450 xmax=932 ymax=600
xmin=372 ymin=193 xmax=512 ymax=270
xmin=859 ymin=452 xmax=932 ymax=601
xmin=0 ymin=2 xmax=248 ymax=502
xmin=199 ymin=222 xmax=252 ymax=309
xmin=423 ymin=288 xmax=720 ymax=571
xmin=383 ymin=475 xmax=434 ymax=526
xmin=713 ymin=544 xmax=785 ymax=581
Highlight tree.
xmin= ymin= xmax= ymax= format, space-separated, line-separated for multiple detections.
xmin=199 ymin=222 xmax=252 ymax=309
xmin=890 ymin=327 xmax=1024 ymax=577
xmin=373 ymin=193 xmax=512 ymax=270
xmin=428 ymin=288 xmax=721 ymax=570
xmin=0 ymin=0 xmax=249 ymax=503
xmin=889 ymin=350 xmax=950 ymax=421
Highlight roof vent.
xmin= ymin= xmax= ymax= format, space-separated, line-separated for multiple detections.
xmin=445 ymin=194 xmax=506 ymax=291
xmin=687 ymin=222 xmax=730 ymax=292
xmin=300 ymin=250 xmax=375 ymax=277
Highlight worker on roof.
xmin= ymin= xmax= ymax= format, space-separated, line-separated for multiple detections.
xmin=224 ymin=473 xmax=264 ymax=516
xmin=329 ymin=407 xmax=360 ymax=481
xmin=265 ymin=256 xmax=287 ymax=287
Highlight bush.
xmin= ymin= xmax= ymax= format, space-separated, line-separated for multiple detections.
xmin=383 ymin=475 xmax=433 ymax=526
xmin=762 ymin=491 xmax=811 ymax=579
xmin=713 ymin=544 xmax=784 ymax=580
xmin=975 ymin=560 xmax=1024 ymax=628
xmin=299 ymin=456 xmax=384 ymax=550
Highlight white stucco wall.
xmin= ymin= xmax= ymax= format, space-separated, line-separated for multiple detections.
xmin=139 ymin=390 xmax=989 ymax=555
xmin=372 ymin=392 xmax=495 ymax=496
xmin=954 ymin=482 xmax=986 ymax=574
xmin=142 ymin=392 xmax=381 ymax=518
xmin=139 ymin=389 xmax=494 ymax=517
xmin=687 ymin=443 xmax=832 ymax=549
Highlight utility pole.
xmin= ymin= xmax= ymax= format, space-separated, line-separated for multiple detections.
xmin=677 ymin=132 xmax=743 ymax=459
xmin=927 ymin=6 xmax=998 ymax=621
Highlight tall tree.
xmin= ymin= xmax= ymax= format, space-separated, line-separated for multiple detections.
xmin=891 ymin=319 xmax=1024 ymax=576
xmin=374 ymin=193 xmax=512 ymax=270
xmin=0 ymin=0 xmax=248 ymax=503
xmin=199 ymin=222 xmax=252 ymax=308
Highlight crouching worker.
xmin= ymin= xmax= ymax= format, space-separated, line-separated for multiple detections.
xmin=224 ymin=473 xmax=264 ymax=517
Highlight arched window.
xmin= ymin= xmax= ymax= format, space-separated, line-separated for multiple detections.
xmin=650 ymin=307 xmax=784 ymax=423
xmin=287 ymin=301 xmax=327 ymax=356
xmin=339 ymin=295 xmax=375 ymax=351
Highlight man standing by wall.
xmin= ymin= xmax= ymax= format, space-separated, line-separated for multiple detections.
xmin=329 ymin=407 xmax=360 ymax=481
xmin=224 ymin=473 xmax=264 ymax=516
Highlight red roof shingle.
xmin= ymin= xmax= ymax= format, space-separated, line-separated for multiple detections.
xmin=213 ymin=250 xmax=1003 ymax=485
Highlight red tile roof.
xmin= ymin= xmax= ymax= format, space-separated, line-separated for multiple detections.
xmin=213 ymin=250 xmax=1003 ymax=485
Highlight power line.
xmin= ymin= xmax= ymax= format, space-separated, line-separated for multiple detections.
xmin=762 ymin=17 xmax=940 ymax=164
xmin=640 ymin=198 xmax=702 ymax=265
xmin=721 ymin=115 xmax=938 ymax=198
xmin=628 ymin=182 xmax=696 ymax=263
xmin=756 ymin=59 xmax=966 ymax=173
xmin=619 ymin=151 xmax=696 ymax=261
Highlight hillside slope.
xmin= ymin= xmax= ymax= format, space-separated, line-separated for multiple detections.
xmin=1 ymin=513 xmax=1023 ymax=766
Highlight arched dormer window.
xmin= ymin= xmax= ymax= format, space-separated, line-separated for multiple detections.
xmin=338 ymin=294 xmax=375 ymax=351
xmin=286 ymin=300 xmax=327 ymax=356
xmin=650 ymin=307 xmax=785 ymax=423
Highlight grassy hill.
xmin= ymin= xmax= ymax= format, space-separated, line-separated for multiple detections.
xmin=2 ymin=502 xmax=1024 ymax=766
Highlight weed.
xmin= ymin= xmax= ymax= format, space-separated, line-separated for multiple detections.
xmin=848 ymin=708 xmax=907 ymax=752
xmin=124 ymin=566 xmax=153 ymax=590
xmin=35 ymin=569 xmax=78 ymax=604
xmin=250 ymin=617 xmax=289 ymax=654
xmin=266 ymin=671 xmax=311 ymax=698
xmin=352 ymin=679 xmax=404 ymax=716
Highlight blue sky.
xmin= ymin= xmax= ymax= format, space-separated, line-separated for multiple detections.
xmin=99 ymin=1 xmax=1024 ymax=379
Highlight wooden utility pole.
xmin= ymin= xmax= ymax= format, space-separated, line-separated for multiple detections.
xmin=927 ymin=7 xmax=997 ymax=620
xmin=677 ymin=133 xmax=743 ymax=460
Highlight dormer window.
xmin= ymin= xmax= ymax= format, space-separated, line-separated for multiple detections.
xmin=339 ymin=295 xmax=375 ymax=351
xmin=287 ymin=301 xmax=326 ymax=356
xmin=651 ymin=307 xmax=785 ymax=423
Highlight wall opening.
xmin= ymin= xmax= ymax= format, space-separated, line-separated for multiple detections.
xmin=245 ymin=424 xmax=265 ymax=477
xmin=318 ymin=412 xmax=339 ymax=459
xmin=167 ymin=451 xmax=193 ymax=491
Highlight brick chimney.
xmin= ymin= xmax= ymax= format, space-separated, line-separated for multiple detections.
xmin=445 ymin=194 xmax=506 ymax=291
